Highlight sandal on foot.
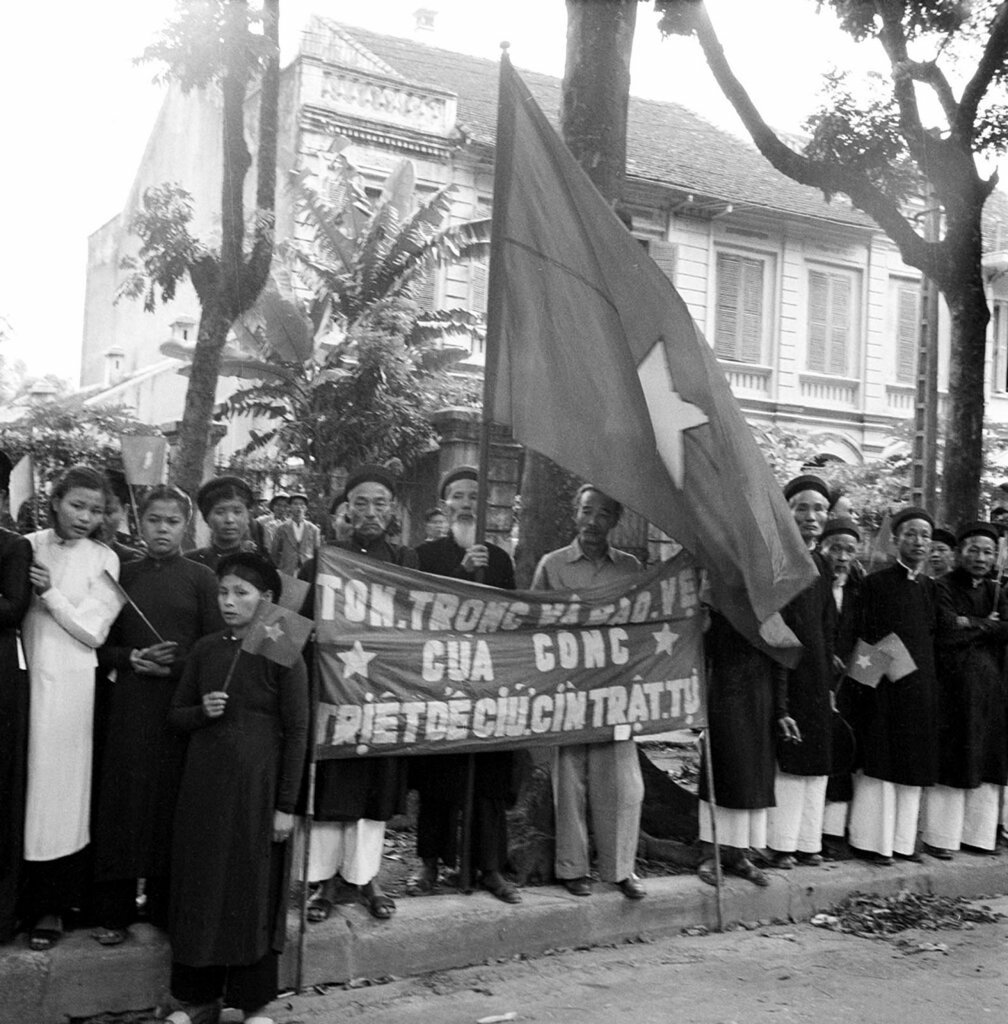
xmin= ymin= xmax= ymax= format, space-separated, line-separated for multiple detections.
xmin=727 ymin=857 xmax=769 ymax=887
xmin=28 ymin=915 xmax=62 ymax=951
xmin=306 ymin=894 xmax=333 ymax=923
xmin=91 ymin=926 xmax=128 ymax=946
xmin=361 ymin=882 xmax=396 ymax=920
xmin=482 ymin=872 xmax=522 ymax=904
xmin=696 ymin=859 xmax=718 ymax=887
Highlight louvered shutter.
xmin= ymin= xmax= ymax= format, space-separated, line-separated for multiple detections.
xmin=740 ymin=258 xmax=763 ymax=363
xmin=807 ymin=271 xmax=829 ymax=372
xmin=415 ymin=268 xmax=438 ymax=312
xmin=470 ymin=260 xmax=488 ymax=313
xmin=715 ymin=254 xmax=741 ymax=358
xmin=896 ymin=285 xmax=918 ymax=382
xmin=828 ymin=275 xmax=850 ymax=375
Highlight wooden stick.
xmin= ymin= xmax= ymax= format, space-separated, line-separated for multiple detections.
xmin=219 ymin=640 xmax=243 ymax=694
xmin=459 ymin=752 xmax=476 ymax=893
xmin=701 ymin=727 xmax=725 ymax=933
xmin=127 ymin=483 xmax=142 ymax=546
xmin=104 ymin=569 xmax=165 ymax=644
xmin=296 ymin=647 xmax=320 ymax=994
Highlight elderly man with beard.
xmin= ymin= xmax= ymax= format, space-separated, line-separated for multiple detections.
xmin=763 ymin=476 xmax=836 ymax=868
xmin=848 ymin=507 xmax=939 ymax=864
xmin=410 ymin=466 xmax=521 ymax=903
xmin=298 ymin=465 xmax=415 ymax=922
xmin=531 ymin=485 xmax=646 ymax=899
xmin=923 ymin=523 xmax=1008 ymax=858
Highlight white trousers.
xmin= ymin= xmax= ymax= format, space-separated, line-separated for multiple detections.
xmin=822 ymin=801 xmax=849 ymax=838
xmin=922 ymin=783 xmax=1001 ymax=852
xmin=766 ymin=772 xmax=828 ymax=853
xmin=301 ymin=819 xmax=386 ymax=886
xmin=698 ymin=801 xmax=767 ymax=851
xmin=848 ymin=773 xmax=922 ymax=857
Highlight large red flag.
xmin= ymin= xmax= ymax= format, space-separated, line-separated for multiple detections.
xmin=484 ymin=55 xmax=816 ymax=644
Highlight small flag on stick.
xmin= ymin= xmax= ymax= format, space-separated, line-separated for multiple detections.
xmin=846 ymin=639 xmax=892 ymax=688
xmin=121 ymin=435 xmax=167 ymax=487
xmin=875 ymin=632 xmax=917 ymax=681
xmin=102 ymin=569 xmax=162 ymax=641
xmin=242 ymin=601 xmax=313 ymax=667
xmin=277 ymin=571 xmax=311 ymax=613
xmin=8 ymin=455 xmax=34 ymax=524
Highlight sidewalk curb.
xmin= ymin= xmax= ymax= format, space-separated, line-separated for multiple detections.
xmin=2 ymin=854 xmax=1005 ymax=1024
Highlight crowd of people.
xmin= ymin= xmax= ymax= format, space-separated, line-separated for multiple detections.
xmin=699 ymin=473 xmax=1008 ymax=887
xmin=1 ymin=449 xmax=1006 ymax=1023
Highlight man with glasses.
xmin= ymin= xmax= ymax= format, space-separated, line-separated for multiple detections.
xmin=848 ymin=507 xmax=939 ymax=864
xmin=299 ymin=464 xmax=415 ymax=922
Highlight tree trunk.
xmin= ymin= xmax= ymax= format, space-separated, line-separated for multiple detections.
xmin=170 ymin=0 xmax=279 ymax=502
xmin=940 ymin=268 xmax=990 ymax=526
xmin=515 ymin=0 xmax=637 ymax=586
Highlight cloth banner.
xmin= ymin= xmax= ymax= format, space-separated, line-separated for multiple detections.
xmin=314 ymin=547 xmax=707 ymax=759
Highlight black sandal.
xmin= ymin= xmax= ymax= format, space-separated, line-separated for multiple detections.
xmin=28 ymin=915 xmax=62 ymax=951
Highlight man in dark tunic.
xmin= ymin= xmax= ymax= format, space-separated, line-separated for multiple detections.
xmin=186 ymin=476 xmax=265 ymax=572
xmin=817 ymin=517 xmax=863 ymax=859
xmin=410 ymin=465 xmax=521 ymax=903
xmin=848 ymin=506 xmax=939 ymax=864
xmin=0 ymin=451 xmax=32 ymax=942
xmin=300 ymin=464 xmax=414 ymax=921
xmin=92 ymin=486 xmax=222 ymax=943
xmin=928 ymin=527 xmax=957 ymax=578
xmin=765 ymin=475 xmax=836 ymax=868
xmin=922 ymin=522 xmax=1008 ymax=857
xmin=697 ymin=613 xmax=789 ymax=887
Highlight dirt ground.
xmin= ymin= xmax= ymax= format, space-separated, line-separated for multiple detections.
xmin=271 ymin=894 xmax=1008 ymax=1024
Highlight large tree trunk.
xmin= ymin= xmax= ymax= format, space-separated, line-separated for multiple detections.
xmin=514 ymin=0 xmax=637 ymax=587
xmin=171 ymin=0 xmax=279 ymax=501
xmin=941 ymin=268 xmax=990 ymax=526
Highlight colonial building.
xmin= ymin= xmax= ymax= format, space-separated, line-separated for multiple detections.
xmin=82 ymin=16 xmax=1008 ymax=529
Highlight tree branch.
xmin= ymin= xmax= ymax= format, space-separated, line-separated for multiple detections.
xmin=688 ymin=2 xmax=935 ymax=275
xmin=955 ymin=0 xmax=1008 ymax=144
xmin=895 ymin=58 xmax=958 ymax=124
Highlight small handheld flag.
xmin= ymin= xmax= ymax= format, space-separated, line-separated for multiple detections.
xmin=241 ymin=601 xmax=313 ymax=668
xmin=875 ymin=632 xmax=917 ymax=681
xmin=846 ymin=638 xmax=892 ymax=688
xmin=120 ymin=435 xmax=167 ymax=487
xmin=277 ymin=571 xmax=311 ymax=613
xmin=8 ymin=455 xmax=34 ymax=526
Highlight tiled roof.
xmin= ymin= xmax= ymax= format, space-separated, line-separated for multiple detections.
xmin=330 ymin=22 xmax=874 ymax=230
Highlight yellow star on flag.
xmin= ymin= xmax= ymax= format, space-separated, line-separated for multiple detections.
xmin=262 ymin=622 xmax=284 ymax=643
xmin=652 ymin=623 xmax=680 ymax=656
xmin=338 ymin=640 xmax=377 ymax=681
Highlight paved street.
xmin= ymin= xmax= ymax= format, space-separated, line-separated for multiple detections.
xmin=275 ymin=895 xmax=1008 ymax=1024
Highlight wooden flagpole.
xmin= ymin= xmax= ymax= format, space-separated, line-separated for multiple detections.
xmin=701 ymin=727 xmax=725 ymax=932
xmin=296 ymin=644 xmax=320 ymax=993
xmin=455 ymin=41 xmax=514 ymax=897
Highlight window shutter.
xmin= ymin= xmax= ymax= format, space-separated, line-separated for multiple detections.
xmin=807 ymin=271 xmax=828 ymax=372
xmin=896 ymin=285 xmax=918 ymax=382
xmin=469 ymin=260 xmax=488 ymax=313
xmin=650 ymin=240 xmax=677 ymax=284
xmin=715 ymin=254 xmax=740 ymax=359
xmin=828 ymin=275 xmax=850 ymax=376
xmin=740 ymin=258 xmax=763 ymax=363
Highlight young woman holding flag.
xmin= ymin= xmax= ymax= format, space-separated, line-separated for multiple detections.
xmin=164 ymin=552 xmax=308 ymax=1024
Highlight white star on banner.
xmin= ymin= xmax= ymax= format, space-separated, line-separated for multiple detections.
xmin=262 ymin=622 xmax=284 ymax=643
xmin=636 ymin=341 xmax=709 ymax=487
xmin=338 ymin=640 xmax=377 ymax=681
xmin=856 ymin=653 xmax=871 ymax=669
xmin=652 ymin=623 xmax=680 ymax=656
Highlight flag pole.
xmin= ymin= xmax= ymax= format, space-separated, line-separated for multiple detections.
xmin=456 ymin=41 xmax=514 ymax=897
xmin=701 ymin=728 xmax=725 ymax=933
xmin=296 ymin=644 xmax=320 ymax=993
xmin=127 ymin=483 xmax=142 ymax=545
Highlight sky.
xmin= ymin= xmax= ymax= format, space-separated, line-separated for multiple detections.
xmin=0 ymin=0 xmax=881 ymax=384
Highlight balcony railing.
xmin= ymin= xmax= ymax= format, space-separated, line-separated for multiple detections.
xmin=718 ymin=361 xmax=772 ymax=398
xmin=799 ymin=373 xmax=859 ymax=407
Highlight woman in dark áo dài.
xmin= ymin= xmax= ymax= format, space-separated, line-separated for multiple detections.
xmin=0 ymin=451 xmax=32 ymax=942
xmin=165 ymin=553 xmax=308 ymax=1024
xmin=91 ymin=486 xmax=222 ymax=945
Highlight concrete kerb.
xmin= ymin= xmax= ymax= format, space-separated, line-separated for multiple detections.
xmin=3 ymin=855 xmax=1006 ymax=1024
